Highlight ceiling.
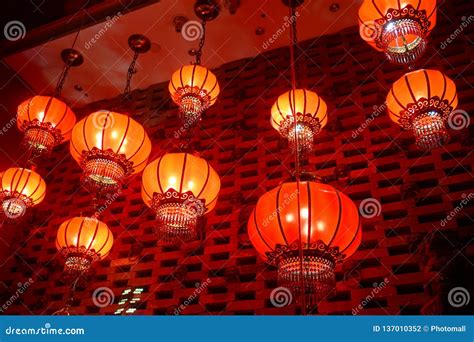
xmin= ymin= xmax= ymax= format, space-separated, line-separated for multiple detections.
xmin=5 ymin=0 xmax=362 ymax=107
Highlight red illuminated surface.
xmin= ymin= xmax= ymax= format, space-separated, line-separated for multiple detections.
xmin=0 ymin=0 xmax=472 ymax=316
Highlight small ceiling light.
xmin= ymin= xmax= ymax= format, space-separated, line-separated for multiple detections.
xmin=386 ymin=69 xmax=458 ymax=150
xmin=271 ymin=89 xmax=328 ymax=155
xmin=0 ymin=167 xmax=46 ymax=224
xmin=141 ymin=152 xmax=220 ymax=244
xmin=248 ymin=179 xmax=361 ymax=308
xmin=358 ymin=0 xmax=437 ymax=65
xmin=56 ymin=216 xmax=114 ymax=279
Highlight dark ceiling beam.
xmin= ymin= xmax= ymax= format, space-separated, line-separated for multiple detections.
xmin=0 ymin=0 xmax=161 ymax=59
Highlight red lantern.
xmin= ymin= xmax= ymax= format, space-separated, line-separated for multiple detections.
xmin=141 ymin=152 xmax=220 ymax=244
xmin=56 ymin=217 xmax=114 ymax=278
xmin=358 ymin=0 xmax=437 ymax=65
xmin=248 ymin=180 xmax=361 ymax=306
xmin=17 ymin=96 xmax=76 ymax=155
xmin=386 ymin=69 xmax=458 ymax=150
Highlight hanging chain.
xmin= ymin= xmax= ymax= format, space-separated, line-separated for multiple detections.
xmin=287 ymin=1 xmax=307 ymax=315
xmin=194 ymin=19 xmax=207 ymax=65
xmin=122 ymin=51 xmax=139 ymax=103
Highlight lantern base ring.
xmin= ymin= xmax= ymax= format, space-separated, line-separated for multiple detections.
xmin=81 ymin=148 xmax=133 ymax=195
xmin=278 ymin=252 xmax=336 ymax=308
xmin=412 ymin=111 xmax=450 ymax=150
xmin=1 ymin=191 xmax=32 ymax=224
xmin=21 ymin=120 xmax=63 ymax=155
xmin=279 ymin=113 xmax=321 ymax=155
xmin=173 ymin=86 xmax=212 ymax=126
xmin=61 ymin=248 xmax=100 ymax=279
xmin=152 ymin=189 xmax=205 ymax=245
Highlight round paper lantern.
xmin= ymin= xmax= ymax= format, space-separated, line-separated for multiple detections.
xmin=17 ymin=96 xmax=76 ymax=154
xmin=70 ymin=110 xmax=152 ymax=195
xmin=169 ymin=64 xmax=220 ymax=125
xmin=56 ymin=216 xmax=114 ymax=277
xmin=248 ymin=180 xmax=361 ymax=306
xmin=386 ymin=69 xmax=458 ymax=150
xmin=358 ymin=0 xmax=437 ymax=65
xmin=271 ymin=89 xmax=328 ymax=154
xmin=0 ymin=167 xmax=46 ymax=222
xmin=142 ymin=151 xmax=220 ymax=244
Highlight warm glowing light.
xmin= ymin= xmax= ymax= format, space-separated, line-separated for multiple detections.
xmin=248 ymin=181 xmax=361 ymax=307
xmin=0 ymin=167 xmax=46 ymax=223
xmin=70 ymin=111 xmax=151 ymax=195
xmin=169 ymin=65 xmax=220 ymax=125
xmin=386 ymin=69 xmax=458 ymax=150
xmin=358 ymin=0 xmax=437 ymax=65
xmin=141 ymin=152 xmax=220 ymax=244
xmin=271 ymin=89 xmax=328 ymax=154
xmin=56 ymin=216 xmax=114 ymax=277
xmin=17 ymin=96 xmax=76 ymax=154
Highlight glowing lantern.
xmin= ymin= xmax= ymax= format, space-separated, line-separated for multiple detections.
xmin=271 ymin=89 xmax=328 ymax=154
xmin=248 ymin=180 xmax=361 ymax=307
xmin=169 ymin=65 xmax=220 ymax=125
xmin=0 ymin=167 xmax=46 ymax=223
xmin=56 ymin=216 xmax=114 ymax=277
xmin=386 ymin=69 xmax=458 ymax=150
xmin=141 ymin=152 xmax=220 ymax=244
xmin=358 ymin=0 xmax=437 ymax=65
xmin=17 ymin=96 xmax=76 ymax=154
xmin=70 ymin=110 xmax=152 ymax=195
